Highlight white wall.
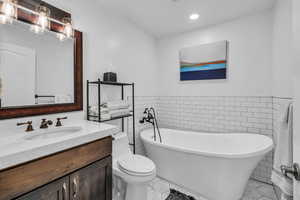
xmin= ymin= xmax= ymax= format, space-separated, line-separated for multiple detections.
xmin=272 ymin=0 xmax=293 ymax=98
xmin=47 ymin=0 xmax=159 ymax=115
xmin=292 ymin=0 xmax=300 ymax=76
xmin=49 ymin=0 xmax=159 ymax=97
xmin=157 ymin=11 xmax=273 ymax=97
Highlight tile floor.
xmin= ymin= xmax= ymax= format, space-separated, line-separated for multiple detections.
xmin=113 ymin=176 xmax=278 ymax=200
xmin=147 ymin=177 xmax=278 ymax=200
xmin=241 ymin=180 xmax=278 ymax=200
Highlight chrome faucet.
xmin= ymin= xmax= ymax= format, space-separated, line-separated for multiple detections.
xmin=40 ymin=119 xmax=53 ymax=129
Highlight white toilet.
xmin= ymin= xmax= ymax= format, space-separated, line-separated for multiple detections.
xmin=113 ymin=132 xmax=156 ymax=200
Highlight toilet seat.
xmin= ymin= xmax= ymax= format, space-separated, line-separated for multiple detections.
xmin=117 ymin=155 xmax=155 ymax=176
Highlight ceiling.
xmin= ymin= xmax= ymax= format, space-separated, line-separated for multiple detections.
xmin=97 ymin=0 xmax=276 ymax=38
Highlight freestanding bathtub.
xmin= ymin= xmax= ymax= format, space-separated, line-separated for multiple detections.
xmin=140 ymin=128 xmax=273 ymax=200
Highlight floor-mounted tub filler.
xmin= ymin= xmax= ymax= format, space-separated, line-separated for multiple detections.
xmin=140 ymin=128 xmax=274 ymax=200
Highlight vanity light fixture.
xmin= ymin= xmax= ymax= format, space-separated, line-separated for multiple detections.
xmin=0 ymin=0 xmax=74 ymax=41
xmin=30 ymin=5 xmax=50 ymax=34
xmin=0 ymin=0 xmax=17 ymax=24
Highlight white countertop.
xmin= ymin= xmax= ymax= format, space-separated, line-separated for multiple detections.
xmin=0 ymin=120 xmax=119 ymax=171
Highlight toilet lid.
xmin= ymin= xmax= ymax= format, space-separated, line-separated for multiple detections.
xmin=117 ymin=155 xmax=155 ymax=176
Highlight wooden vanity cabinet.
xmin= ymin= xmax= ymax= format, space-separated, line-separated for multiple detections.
xmin=0 ymin=136 xmax=112 ymax=200
xmin=16 ymin=157 xmax=112 ymax=200
xmin=16 ymin=177 xmax=70 ymax=200
xmin=69 ymin=157 xmax=112 ymax=200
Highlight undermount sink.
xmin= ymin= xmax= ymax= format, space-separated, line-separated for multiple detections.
xmin=24 ymin=126 xmax=83 ymax=140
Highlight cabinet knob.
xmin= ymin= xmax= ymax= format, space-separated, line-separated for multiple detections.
xmin=72 ymin=177 xmax=79 ymax=198
xmin=62 ymin=183 xmax=67 ymax=200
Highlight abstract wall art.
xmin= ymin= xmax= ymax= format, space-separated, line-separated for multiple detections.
xmin=179 ymin=41 xmax=228 ymax=81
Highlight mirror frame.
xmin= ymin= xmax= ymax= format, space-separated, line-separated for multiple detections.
xmin=0 ymin=1 xmax=83 ymax=119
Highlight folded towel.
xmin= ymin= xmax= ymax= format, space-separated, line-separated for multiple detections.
xmin=89 ymin=105 xmax=109 ymax=115
xmin=103 ymin=100 xmax=130 ymax=111
xmin=99 ymin=113 xmax=111 ymax=120
xmin=89 ymin=104 xmax=131 ymax=119
xmin=271 ymin=102 xmax=293 ymax=197
xmin=110 ymin=108 xmax=131 ymax=118
xmin=89 ymin=113 xmax=111 ymax=121
xmin=279 ymin=101 xmax=291 ymax=123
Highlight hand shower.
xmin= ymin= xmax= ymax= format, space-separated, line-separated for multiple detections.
xmin=139 ymin=107 xmax=162 ymax=143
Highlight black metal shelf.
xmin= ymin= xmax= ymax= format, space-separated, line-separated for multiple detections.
xmin=86 ymin=79 xmax=136 ymax=154
xmin=88 ymin=81 xmax=133 ymax=86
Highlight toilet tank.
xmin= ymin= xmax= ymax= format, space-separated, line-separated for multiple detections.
xmin=112 ymin=132 xmax=131 ymax=159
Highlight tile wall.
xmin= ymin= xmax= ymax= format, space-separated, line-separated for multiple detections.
xmin=127 ymin=96 xmax=292 ymax=185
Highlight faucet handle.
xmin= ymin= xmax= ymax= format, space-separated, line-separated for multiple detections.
xmin=56 ymin=117 xmax=68 ymax=127
xmin=17 ymin=121 xmax=34 ymax=132
xmin=41 ymin=119 xmax=50 ymax=124
xmin=40 ymin=119 xmax=53 ymax=129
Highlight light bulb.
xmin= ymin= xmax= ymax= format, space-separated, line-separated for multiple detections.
xmin=30 ymin=5 xmax=50 ymax=34
xmin=62 ymin=17 xmax=73 ymax=39
xmin=64 ymin=23 xmax=73 ymax=38
xmin=2 ymin=1 xmax=15 ymax=17
xmin=30 ymin=24 xmax=44 ymax=34
xmin=0 ymin=0 xmax=17 ymax=24
xmin=37 ymin=13 xmax=49 ymax=29
xmin=0 ymin=14 xmax=9 ymax=24
xmin=56 ymin=32 xmax=66 ymax=41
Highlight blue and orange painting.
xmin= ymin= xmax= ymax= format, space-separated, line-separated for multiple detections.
xmin=180 ymin=41 xmax=228 ymax=81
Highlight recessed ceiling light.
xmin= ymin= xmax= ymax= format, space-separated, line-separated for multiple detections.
xmin=189 ymin=13 xmax=200 ymax=21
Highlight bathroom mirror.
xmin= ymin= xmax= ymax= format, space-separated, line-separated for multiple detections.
xmin=0 ymin=22 xmax=74 ymax=107
xmin=0 ymin=1 xmax=83 ymax=119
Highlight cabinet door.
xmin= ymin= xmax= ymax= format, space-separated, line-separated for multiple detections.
xmin=16 ymin=177 xmax=69 ymax=200
xmin=70 ymin=156 xmax=112 ymax=200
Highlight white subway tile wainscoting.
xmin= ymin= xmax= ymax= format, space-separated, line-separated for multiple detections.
xmin=131 ymin=96 xmax=275 ymax=183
